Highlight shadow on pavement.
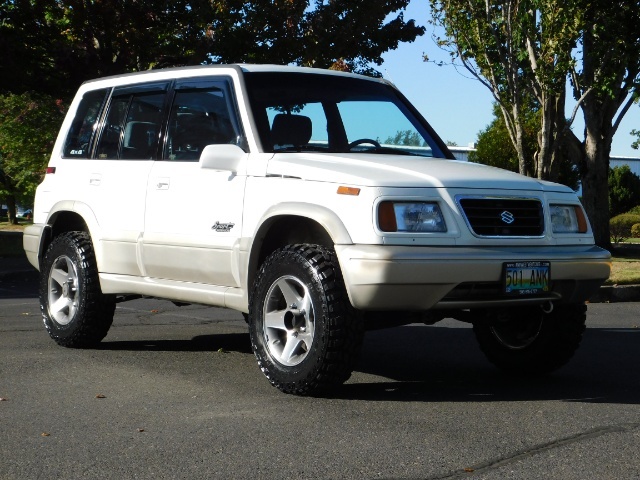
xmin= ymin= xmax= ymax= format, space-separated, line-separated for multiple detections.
xmin=97 ymin=333 xmax=253 ymax=354
xmin=95 ymin=323 xmax=640 ymax=405
xmin=330 ymin=325 xmax=640 ymax=405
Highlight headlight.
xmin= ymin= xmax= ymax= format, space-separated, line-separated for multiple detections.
xmin=550 ymin=204 xmax=588 ymax=233
xmin=378 ymin=201 xmax=447 ymax=232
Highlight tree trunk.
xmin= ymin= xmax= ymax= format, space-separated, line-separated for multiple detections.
xmin=5 ymin=195 xmax=18 ymax=225
xmin=535 ymin=93 xmax=554 ymax=180
xmin=580 ymin=105 xmax=612 ymax=250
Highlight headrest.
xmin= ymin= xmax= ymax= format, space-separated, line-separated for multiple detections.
xmin=271 ymin=114 xmax=312 ymax=147
xmin=124 ymin=121 xmax=156 ymax=149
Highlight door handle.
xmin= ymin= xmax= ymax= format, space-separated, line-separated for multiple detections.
xmin=89 ymin=174 xmax=102 ymax=186
xmin=155 ymin=178 xmax=170 ymax=190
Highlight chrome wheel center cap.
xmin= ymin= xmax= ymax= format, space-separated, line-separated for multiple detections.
xmin=62 ymin=279 xmax=72 ymax=297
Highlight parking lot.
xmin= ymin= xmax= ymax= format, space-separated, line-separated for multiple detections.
xmin=1 ymin=263 xmax=639 ymax=479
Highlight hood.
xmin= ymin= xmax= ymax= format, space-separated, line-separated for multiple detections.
xmin=266 ymin=153 xmax=573 ymax=192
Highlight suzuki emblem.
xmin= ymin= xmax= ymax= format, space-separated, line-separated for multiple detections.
xmin=500 ymin=211 xmax=515 ymax=224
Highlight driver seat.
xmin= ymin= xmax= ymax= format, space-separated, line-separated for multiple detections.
xmin=271 ymin=114 xmax=312 ymax=149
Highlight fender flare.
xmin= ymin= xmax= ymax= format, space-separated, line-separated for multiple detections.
xmin=45 ymin=200 xmax=104 ymax=262
xmin=241 ymin=202 xmax=354 ymax=293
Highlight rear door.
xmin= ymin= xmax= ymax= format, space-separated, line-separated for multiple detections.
xmin=83 ymin=82 xmax=168 ymax=275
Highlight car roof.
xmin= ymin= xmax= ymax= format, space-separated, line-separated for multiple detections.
xmin=80 ymin=64 xmax=390 ymax=89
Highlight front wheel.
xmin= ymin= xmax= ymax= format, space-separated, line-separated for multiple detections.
xmin=473 ymin=304 xmax=587 ymax=375
xmin=249 ymin=244 xmax=364 ymax=395
xmin=40 ymin=231 xmax=115 ymax=347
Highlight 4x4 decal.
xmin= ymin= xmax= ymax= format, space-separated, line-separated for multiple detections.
xmin=212 ymin=221 xmax=235 ymax=233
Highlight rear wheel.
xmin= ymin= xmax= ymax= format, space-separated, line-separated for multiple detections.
xmin=473 ymin=304 xmax=587 ymax=374
xmin=249 ymin=244 xmax=363 ymax=395
xmin=40 ymin=231 xmax=115 ymax=347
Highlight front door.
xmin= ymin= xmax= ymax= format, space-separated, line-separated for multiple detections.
xmin=142 ymin=77 xmax=247 ymax=287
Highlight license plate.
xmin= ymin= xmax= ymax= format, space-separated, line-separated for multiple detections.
xmin=503 ymin=261 xmax=550 ymax=295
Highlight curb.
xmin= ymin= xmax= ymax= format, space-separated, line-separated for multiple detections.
xmin=589 ymin=284 xmax=640 ymax=303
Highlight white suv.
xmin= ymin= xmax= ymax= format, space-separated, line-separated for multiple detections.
xmin=24 ymin=65 xmax=611 ymax=395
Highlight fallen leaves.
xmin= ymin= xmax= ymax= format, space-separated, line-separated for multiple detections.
xmin=95 ymin=394 xmax=106 ymax=399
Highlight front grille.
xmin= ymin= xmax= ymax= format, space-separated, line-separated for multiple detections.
xmin=458 ymin=197 xmax=544 ymax=237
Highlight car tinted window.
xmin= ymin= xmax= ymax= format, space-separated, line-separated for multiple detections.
xmin=96 ymin=96 xmax=129 ymax=159
xmin=96 ymin=85 xmax=167 ymax=160
xmin=62 ymin=89 xmax=108 ymax=158
xmin=166 ymin=82 xmax=241 ymax=161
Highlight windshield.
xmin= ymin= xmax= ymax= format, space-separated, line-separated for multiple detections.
xmin=244 ymin=72 xmax=450 ymax=158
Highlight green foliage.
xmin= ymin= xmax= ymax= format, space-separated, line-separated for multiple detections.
xmin=429 ymin=0 xmax=584 ymax=180
xmin=610 ymin=214 xmax=640 ymax=243
xmin=631 ymin=223 xmax=640 ymax=239
xmin=384 ymin=130 xmax=426 ymax=147
xmin=1 ymin=0 xmax=424 ymax=99
xmin=609 ymin=165 xmax=640 ymax=217
xmin=0 ymin=0 xmax=215 ymax=98
xmin=627 ymin=205 xmax=640 ymax=215
xmin=632 ymin=129 xmax=640 ymax=150
xmin=469 ymin=104 xmax=580 ymax=190
xmin=469 ymin=104 xmax=535 ymax=172
xmin=0 ymin=92 xmax=65 ymax=215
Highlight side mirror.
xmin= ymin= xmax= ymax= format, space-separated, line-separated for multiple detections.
xmin=199 ymin=144 xmax=246 ymax=172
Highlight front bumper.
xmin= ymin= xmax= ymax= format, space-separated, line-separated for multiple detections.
xmin=335 ymin=244 xmax=611 ymax=311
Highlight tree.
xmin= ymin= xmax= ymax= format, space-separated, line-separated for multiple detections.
xmin=1 ymin=0 xmax=424 ymax=99
xmin=608 ymin=165 xmax=640 ymax=217
xmin=0 ymin=0 xmax=217 ymax=98
xmin=0 ymin=92 xmax=65 ymax=223
xmin=429 ymin=0 xmax=582 ymax=181
xmin=469 ymin=103 xmax=538 ymax=173
xmin=429 ymin=0 xmax=640 ymax=249
xmin=470 ymin=103 xmax=579 ymax=190
xmin=567 ymin=0 xmax=640 ymax=250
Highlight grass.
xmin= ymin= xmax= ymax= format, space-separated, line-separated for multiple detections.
xmin=608 ymin=242 xmax=640 ymax=285
xmin=1 ymin=219 xmax=639 ymax=284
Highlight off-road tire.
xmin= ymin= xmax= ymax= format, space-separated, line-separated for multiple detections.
xmin=40 ymin=231 xmax=115 ymax=347
xmin=249 ymin=244 xmax=364 ymax=395
xmin=473 ymin=304 xmax=587 ymax=375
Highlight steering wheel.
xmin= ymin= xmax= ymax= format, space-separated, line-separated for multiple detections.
xmin=348 ymin=138 xmax=381 ymax=150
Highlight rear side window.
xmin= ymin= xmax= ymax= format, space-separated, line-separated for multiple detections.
xmin=96 ymin=83 xmax=168 ymax=160
xmin=62 ymin=89 xmax=108 ymax=158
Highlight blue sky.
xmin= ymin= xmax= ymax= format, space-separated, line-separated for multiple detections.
xmin=380 ymin=1 xmax=640 ymax=158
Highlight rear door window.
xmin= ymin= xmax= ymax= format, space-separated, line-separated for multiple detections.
xmin=96 ymin=82 xmax=169 ymax=160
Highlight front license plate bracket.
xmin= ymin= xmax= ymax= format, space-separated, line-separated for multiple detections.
xmin=503 ymin=261 xmax=551 ymax=296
